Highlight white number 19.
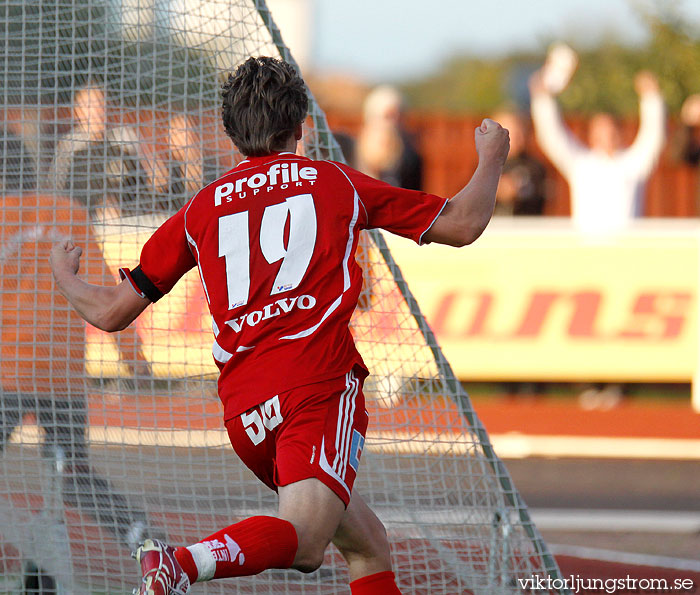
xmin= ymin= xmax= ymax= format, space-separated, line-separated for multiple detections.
xmin=218 ymin=193 xmax=317 ymax=310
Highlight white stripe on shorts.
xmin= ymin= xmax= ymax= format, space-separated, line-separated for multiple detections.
xmin=334 ymin=373 xmax=353 ymax=474
xmin=319 ymin=436 xmax=351 ymax=500
xmin=333 ymin=371 xmax=355 ymax=474
xmin=338 ymin=375 xmax=358 ymax=479
xmin=334 ymin=371 xmax=358 ymax=479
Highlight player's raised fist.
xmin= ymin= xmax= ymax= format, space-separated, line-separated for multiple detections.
xmin=475 ymin=118 xmax=510 ymax=166
xmin=49 ymin=239 xmax=83 ymax=277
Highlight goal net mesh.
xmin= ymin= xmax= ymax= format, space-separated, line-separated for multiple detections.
xmin=0 ymin=0 xmax=564 ymax=592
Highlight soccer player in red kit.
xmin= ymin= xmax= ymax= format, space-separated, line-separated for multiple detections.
xmin=50 ymin=57 xmax=509 ymax=594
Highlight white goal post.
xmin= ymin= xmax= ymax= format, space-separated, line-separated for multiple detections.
xmin=0 ymin=0 xmax=567 ymax=593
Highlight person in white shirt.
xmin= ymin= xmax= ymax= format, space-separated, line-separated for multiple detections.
xmin=529 ymin=44 xmax=666 ymax=235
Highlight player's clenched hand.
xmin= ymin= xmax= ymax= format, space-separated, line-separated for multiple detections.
xmin=475 ymin=119 xmax=510 ymax=168
xmin=49 ymin=239 xmax=83 ymax=278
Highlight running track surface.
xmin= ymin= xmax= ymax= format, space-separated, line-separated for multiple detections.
xmin=83 ymin=392 xmax=700 ymax=439
xmin=2 ymin=393 xmax=698 ymax=593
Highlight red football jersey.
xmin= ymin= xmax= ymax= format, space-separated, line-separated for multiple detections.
xmin=123 ymin=152 xmax=447 ymax=420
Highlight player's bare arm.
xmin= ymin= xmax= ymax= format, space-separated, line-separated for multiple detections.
xmin=422 ymin=118 xmax=510 ymax=247
xmin=50 ymin=238 xmax=150 ymax=332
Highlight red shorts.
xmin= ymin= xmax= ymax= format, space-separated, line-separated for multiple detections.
xmin=225 ymin=368 xmax=368 ymax=507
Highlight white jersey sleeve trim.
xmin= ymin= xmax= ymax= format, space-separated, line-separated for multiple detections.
xmin=418 ymin=198 xmax=449 ymax=245
xmin=333 ymin=370 xmax=359 ymax=479
xmin=118 ymin=268 xmax=147 ymax=299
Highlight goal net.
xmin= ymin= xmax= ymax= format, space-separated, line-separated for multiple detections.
xmin=0 ymin=0 xmax=565 ymax=593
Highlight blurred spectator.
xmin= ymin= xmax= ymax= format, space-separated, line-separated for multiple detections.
xmin=356 ymin=87 xmax=425 ymax=406
xmin=49 ymin=84 xmax=152 ymax=216
xmin=0 ymin=128 xmax=36 ymax=192
xmin=152 ymin=114 xmax=218 ymax=212
xmin=530 ymin=44 xmax=666 ymax=235
xmin=673 ymin=93 xmax=700 ymax=165
xmin=333 ymin=131 xmax=357 ymax=167
xmin=669 ymin=93 xmax=700 ymax=212
xmin=530 ymin=44 xmax=666 ymax=408
xmin=356 ymin=85 xmax=423 ymax=190
xmin=492 ymin=110 xmax=548 ymax=215
xmin=491 ymin=111 xmax=549 ymax=397
xmin=0 ymin=194 xmax=156 ymax=587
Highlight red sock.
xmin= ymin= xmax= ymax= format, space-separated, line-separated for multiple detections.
xmin=350 ymin=571 xmax=401 ymax=594
xmin=174 ymin=516 xmax=298 ymax=582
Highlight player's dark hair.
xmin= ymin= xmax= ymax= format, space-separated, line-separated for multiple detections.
xmin=221 ymin=57 xmax=308 ymax=157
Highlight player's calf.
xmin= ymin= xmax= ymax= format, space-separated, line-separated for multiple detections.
xmin=334 ymin=524 xmax=392 ymax=574
xmin=277 ymin=477 xmax=347 ymax=574
xmin=291 ymin=546 xmax=326 ymax=574
xmin=332 ymin=493 xmax=394 ymax=582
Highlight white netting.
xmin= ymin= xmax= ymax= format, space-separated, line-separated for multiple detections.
xmin=0 ymin=0 xmax=564 ymax=593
